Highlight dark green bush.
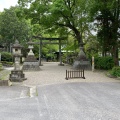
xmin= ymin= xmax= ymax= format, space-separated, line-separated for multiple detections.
xmin=109 ymin=66 xmax=120 ymax=77
xmin=1 ymin=52 xmax=13 ymax=62
xmin=94 ymin=56 xmax=114 ymax=70
xmin=0 ymin=63 xmax=3 ymax=70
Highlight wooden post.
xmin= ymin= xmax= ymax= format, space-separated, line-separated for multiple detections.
xmin=65 ymin=70 xmax=68 ymax=80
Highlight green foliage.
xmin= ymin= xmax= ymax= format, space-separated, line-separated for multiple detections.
xmin=17 ymin=0 xmax=119 ymax=66
xmin=94 ymin=56 xmax=114 ymax=70
xmin=42 ymin=44 xmax=58 ymax=58
xmin=1 ymin=61 xmax=13 ymax=67
xmin=18 ymin=0 xmax=91 ymax=45
xmin=1 ymin=52 xmax=12 ymax=62
xmin=85 ymin=36 xmax=100 ymax=58
xmin=110 ymin=67 xmax=120 ymax=77
xmin=0 ymin=6 xmax=31 ymax=50
xmin=0 ymin=63 xmax=3 ymax=71
xmin=88 ymin=0 xmax=119 ymax=65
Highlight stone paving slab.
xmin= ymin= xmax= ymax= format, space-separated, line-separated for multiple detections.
xmin=0 ymin=97 xmax=41 ymax=120
xmin=0 ymin=86 xmax=29 ymax=101
xmin=37 ymin=82 xmax=120 ymax=120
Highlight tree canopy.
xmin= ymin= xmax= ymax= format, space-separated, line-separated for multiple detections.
xmin=18 ymin=0 xmax=91 ymax=46
xmin=0 ymin=6 xmax=31 ymax=51
xmin=89 ymin=0 xmax=120 ymax=65
xmin=0 ymin=0 xmax=119 ymax=65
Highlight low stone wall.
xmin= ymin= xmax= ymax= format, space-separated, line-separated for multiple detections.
xmin=0 ymin=80 xmax=11 ymax=86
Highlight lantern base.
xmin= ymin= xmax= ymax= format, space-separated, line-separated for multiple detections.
xmin=9 ymin=70 xmax=27 ymax=82
xmin=22 ymin=55 xmax=40 ymax=71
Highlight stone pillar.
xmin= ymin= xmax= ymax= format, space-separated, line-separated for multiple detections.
xmin=58 ymin=40 xmax=64 ymax=66
xmin=14 ymin=56 xmax=21 ymax=70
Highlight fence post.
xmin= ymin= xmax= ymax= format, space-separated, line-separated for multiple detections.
xmin=83 ymin=69 xmax=85 ymax=79
xmin=65 ymin=70 xmax=68 ymax=80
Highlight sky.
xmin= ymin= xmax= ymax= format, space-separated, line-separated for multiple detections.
xmin=0 ymin=0 xmax=18 ymax=12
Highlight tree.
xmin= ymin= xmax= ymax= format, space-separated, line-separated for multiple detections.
xmin=0 ymin=6 xmax=31 ymax=51
xmin=18 ymin=0 xmax=90 ymax=47
xmin=85 ymin=35 xmax=100 ymax=58
xmin=89 ymin=0 xmax=120 ymax=65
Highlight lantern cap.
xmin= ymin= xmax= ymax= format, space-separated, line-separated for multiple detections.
xmin=12 ymin=40 xmax=23 ymax=48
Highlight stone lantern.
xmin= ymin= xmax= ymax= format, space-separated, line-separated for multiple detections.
xmin=9 ymin=40 xmax=27 ymax=82
xmin=28 ymin=41 xmax=34 ymax=56
xmin=73 ymin=45 xmax=91 ymax=70
xmin=22 ymin=40 xmax=40 ymax=71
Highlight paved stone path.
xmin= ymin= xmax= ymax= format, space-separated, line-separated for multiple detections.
xmin=23 ymin=62 xmax=120 ymax=86
xmin=1 ymin=62 xmax=120 ymax=120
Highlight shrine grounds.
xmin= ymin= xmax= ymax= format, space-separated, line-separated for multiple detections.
xmin=0 ymin=62 xmax=120 ymax=120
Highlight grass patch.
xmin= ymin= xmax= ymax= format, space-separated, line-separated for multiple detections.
xmin=0 ymin=70 xmax=10 ymax=80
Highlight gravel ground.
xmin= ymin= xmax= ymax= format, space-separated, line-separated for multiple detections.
xmin=22 ymin=62 xmax=120 ymax=86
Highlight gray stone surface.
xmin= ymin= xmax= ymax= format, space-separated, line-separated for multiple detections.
xmin=0 ymin=98 xmax=40 ymax=120
xmin=1 ymin=62 xmax=120 ymax=120
xmin=0 ymin=86 xmax=29 ymax=101
xmin=1 ymin=82 xmax=120 ymax=120
xmin=36 ymin=82 xmax=120 ymax=120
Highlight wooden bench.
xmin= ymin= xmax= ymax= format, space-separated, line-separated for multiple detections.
xmin=65 ymin=69 xmax=85 ymax=80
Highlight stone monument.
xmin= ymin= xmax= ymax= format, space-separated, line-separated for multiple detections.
xmin=9 ymin=40 xmax=27 ymax=82
xmin=22 ymin=41 xmax=40 ymax=71
xmin=73 ymin=46 xmax=91 ymax=70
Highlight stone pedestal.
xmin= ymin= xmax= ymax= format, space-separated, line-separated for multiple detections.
xmin=22 ymin=55 xmax=40 ymax=71
xmin=9 ymin=70 xmax=26 ymax=82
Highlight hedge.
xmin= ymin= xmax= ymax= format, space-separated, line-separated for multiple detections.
xmin=94 ymin=56 xmax=114 ymax=70
xmin=1 ymin=52 xmax=12 ymax=62
xmin=110 ymin=66 xmax=120 ymax=77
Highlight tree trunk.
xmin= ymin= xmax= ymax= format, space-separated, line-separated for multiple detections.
xmin=66 ymin=24 xmax=83 ymax=47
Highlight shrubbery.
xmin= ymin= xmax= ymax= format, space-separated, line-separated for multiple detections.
xmin=0 ymin=52 xmax=13 ymax=67
xmin=1 ymin=61 xmax=13 ymax=67
xmin=1 ymin=52 xmax=12 ymax=62
xmin=109 ymin=66 xmax=120 ymax=77
xmin=0 ymin=63 xmax=3 ymax=70
xmin=94 ymin=56 xmax=114 ymax=70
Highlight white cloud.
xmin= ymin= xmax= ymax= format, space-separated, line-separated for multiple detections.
xmin=0 ymin=0 xmax=18 ymax=12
